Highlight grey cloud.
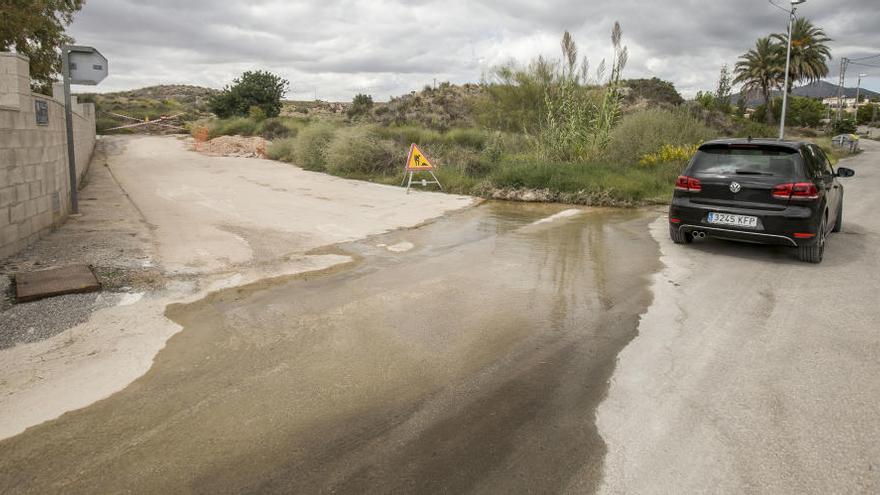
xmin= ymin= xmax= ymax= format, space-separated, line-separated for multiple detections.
xmin=68 ymin=0 xmax=880 ymax=100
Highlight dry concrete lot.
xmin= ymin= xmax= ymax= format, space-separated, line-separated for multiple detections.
xmin=0 ymin=135 xmax=474 ymax=440
xmin=0 ymin=136 xmax=878 ymax=493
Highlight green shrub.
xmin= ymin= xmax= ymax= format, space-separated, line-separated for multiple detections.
xmin=754 ymin=96 xmax=826 ymax=128
xmin=347 ymin=93 xmax=374 ymax=119
xmin=732 ymin=118 xmax=775 ymax=139
xmin=249 ymin=106 xmax=267 ymax=122
xmin=258 ymin=118 xmax=298 ymax=140
xmin=267 ymin=137 xmax=297 ymax=162
xmin=489 ymin=160 xmax=675 ymax=203
xmin=475 ymin=60 xmax=555 ymax=133
xmin=832 ymin=119 xmax=856 ymax=135
xmin=606 ymin=108 xmax=716 ymax=166
xmin=209 ymin=70 xmax=288 ymax=118
xmin=294 ymin=123 xmax=336 ymax=171
xmin=464 ymin=157 xmax=495 ymax=178
xmin=431 ymin=167 xmax=481 ymax=194
xmin=96 ymin=117 xmax=130 ymax=134
xmin=325 ymin=126 xmax=402 ymax=175
xmin=622 ymin=78 xmax=685 ymax=106
xmin=443 ymin=128 xmax=488 ymax=149
xmin=373 ymin=125 xmax=443 ymax=146
xmin=209 ymin=117 xmax=258 ymax=138
xmin=457 ymin=131 xmax=508 ymax=177
xmin=857 ymin=103 xmax=878 ymax=125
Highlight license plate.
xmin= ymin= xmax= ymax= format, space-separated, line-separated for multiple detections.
xmin=707 ymin=212 xmax=758 ymax=228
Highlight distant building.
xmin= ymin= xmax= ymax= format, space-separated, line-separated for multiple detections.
xmin=822 ymin=96 xmax=868 ymax=114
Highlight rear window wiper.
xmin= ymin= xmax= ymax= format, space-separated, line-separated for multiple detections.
xmin=734 ymin=169 xmax=772 ymax=175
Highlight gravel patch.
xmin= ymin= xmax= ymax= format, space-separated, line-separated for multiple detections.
xmin=0 ymin=139 xmax=165 ymax=348
xmin=0 ymin=292 xmax=115 ymax=350
xmin=0 ymin=275 xmax=11 ymax=312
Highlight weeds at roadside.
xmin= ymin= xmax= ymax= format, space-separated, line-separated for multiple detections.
xmin=293 ymin=123 xmax=337 ymax=171
xmin=193 ymin=21 xmax=843 ymax=208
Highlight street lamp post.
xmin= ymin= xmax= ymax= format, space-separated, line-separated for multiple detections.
xmin=778 ymin=0 xmax=806 ymax=141
xmin=854 ymin=73 xmax=868 ymax=124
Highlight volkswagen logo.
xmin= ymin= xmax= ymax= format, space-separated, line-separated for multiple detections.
xmin=730 ymin=182 xmax=742 ymax=193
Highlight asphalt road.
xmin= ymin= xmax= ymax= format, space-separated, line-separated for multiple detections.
xmin=0 ymin=138 xmax=877 ymax=494
xmin=599 ymin=139 xmax=880 ymax=493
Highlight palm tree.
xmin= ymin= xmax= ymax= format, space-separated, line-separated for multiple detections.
xmin=734 ymin=37 xmax=783 ymax=125
xmin=773 ymin=17 xmax=832 ymax=91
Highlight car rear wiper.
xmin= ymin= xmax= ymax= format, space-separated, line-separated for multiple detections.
xmin=734 ymin=169 xmax=772 ymax=175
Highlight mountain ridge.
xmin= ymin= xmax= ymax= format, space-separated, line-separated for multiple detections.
xmin=738 ymin=80 xmax=880 ymax=107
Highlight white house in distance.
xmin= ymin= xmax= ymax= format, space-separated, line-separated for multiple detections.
xmin=822 ymin=96 xmax=868 ymax=114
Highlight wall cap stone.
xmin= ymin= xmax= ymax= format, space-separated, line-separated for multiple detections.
xmin=0 ymin=52 xmax=29 ymax=62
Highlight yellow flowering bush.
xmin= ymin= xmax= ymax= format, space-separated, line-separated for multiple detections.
xmin=639 ymin=143 xmax=700 ymax=167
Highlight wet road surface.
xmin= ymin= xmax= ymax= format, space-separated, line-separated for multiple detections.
xmin=0 ymin=203 xmax=660 ymax=494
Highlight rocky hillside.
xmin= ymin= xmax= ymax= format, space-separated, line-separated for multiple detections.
xmin=369 ymin=83 xmax=483 ymax=130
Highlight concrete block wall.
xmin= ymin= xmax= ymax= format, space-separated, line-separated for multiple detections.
xmin=0 ymin=52 xmax=96 ymax=258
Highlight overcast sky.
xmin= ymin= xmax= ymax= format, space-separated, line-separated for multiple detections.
xmin=67 ymin=0 xmax=880 ymax=101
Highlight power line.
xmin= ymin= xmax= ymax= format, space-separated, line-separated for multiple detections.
xmin=849 ymin=61 xmax=880 ymax=69
xmin=767 ymin=0 xmax=791 ymax=14
xmin=849 ymin=53 xmax=880 ymax=62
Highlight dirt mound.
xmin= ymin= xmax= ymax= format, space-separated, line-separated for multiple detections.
xmin=196 ymin=135 xmax=268 ymax=158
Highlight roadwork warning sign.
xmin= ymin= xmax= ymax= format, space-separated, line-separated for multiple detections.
xmin=406 ymin=144 xmax=434 ymax=171
xmin=402 ymin=143 xmax=442 ymax=193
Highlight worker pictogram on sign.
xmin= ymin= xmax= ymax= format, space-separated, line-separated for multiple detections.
xmin=402 ymin=143 xmax=443 ymax=194
xmin=406 ymin=144 xmax=434 ymax=170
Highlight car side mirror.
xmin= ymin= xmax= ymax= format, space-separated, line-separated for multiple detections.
xmin=836 ymin=167 xmax=855 ymax=178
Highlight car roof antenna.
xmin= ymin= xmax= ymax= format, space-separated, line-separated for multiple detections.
xmin=747 ymin=135 xmax=753 ymax=142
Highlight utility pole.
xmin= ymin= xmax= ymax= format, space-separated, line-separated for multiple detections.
xmin=61 ymin=46 xmax=78 ymax=214
xmin=778 ymin=0 xmax=806 ymax=140
xmin=836 ymin=57 xmax=848 ymax=123
xmin=854 ymin=73 xmax=867 ymax=125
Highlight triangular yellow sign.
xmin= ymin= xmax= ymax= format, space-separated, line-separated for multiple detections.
xmin=405 ymin=143 xmax=434 ymax=171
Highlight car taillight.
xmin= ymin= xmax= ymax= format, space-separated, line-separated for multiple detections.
xmin=771 ymin=183 xmax=792 ymax=199
xmin=675 ymin=176 xmax=701 ymax=192
xmin=791 ymin=183 xmax=819 ymax=199
xmin=772 ymin=182 xmax=819 ymax=200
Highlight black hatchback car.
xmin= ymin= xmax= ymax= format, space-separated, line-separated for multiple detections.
xmin=669 ymin=139 xmax=855 ymax=263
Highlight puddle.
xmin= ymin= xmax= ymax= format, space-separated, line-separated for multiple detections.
xmin=0 ymin=202 xmax=662 ymax=494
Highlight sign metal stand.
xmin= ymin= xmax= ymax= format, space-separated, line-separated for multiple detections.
xmin=402 ymin=143 xmax=442 ymax=194
xmin=61 ymin=45 xmax=108 ymax=213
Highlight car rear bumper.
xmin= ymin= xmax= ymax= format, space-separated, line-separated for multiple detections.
xmin=669 ymin=197 xmax=820 ymax=247
xmin=673 ymin=223 xmax=798 ymax=246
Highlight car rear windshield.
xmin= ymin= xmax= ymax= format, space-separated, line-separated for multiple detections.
xmin=690 ymin=146 xmax=799 ymax=177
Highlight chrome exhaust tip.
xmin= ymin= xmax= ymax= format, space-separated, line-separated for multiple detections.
xmin=692 ymin=231 xmax=706 ymax=240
